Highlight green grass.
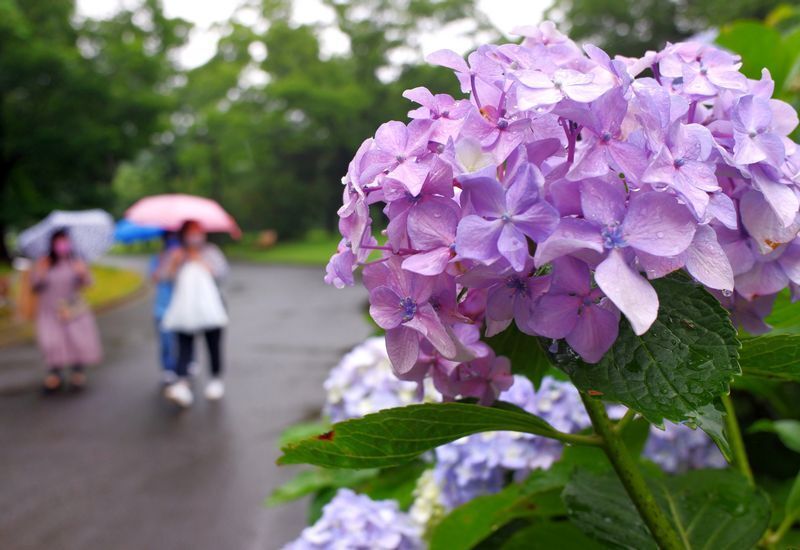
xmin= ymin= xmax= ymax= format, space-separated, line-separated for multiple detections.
xmin=224 ymin=230 xmax=342 ymax=266
xmin=0 ymin=264 xmax=143 ymax=346
xmin=84 ymin=265 xmax=144 ymax=309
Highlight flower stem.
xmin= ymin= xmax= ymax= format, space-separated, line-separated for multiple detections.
xmin=614 ymin=408 xmax=637 ymax=433
xmin=721 ymin=393 xmax=754 ymax=486
xmin=581 ymin=393 xmax=685 ymax=550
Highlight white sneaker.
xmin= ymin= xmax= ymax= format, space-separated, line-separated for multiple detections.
xmin=204 ymin=378 xmax=225 ymax=400
xmin=165 ymin=381 xmax=194 ymax=407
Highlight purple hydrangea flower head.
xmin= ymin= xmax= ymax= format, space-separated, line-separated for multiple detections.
xmin=514 ymin=68 xmax=612 ymax=110
xmin=732 ymin=95 xmax=786 ymax=168
xmin=456 ymin=163 xmax=559 ymax=271
xmin=642 ymin=122 xmax=720 ymax=218
xmin=324 ymin=337 xmax=422 ymax=423
xmin=527 ymin=256 xmax=620 ymax=363
xmin=536 ymin=178 xmax=697 ymax=335
xmin=363 ymin=119 xmax=434 ymax=196
xmin=431 ymin=375 xmax=591 ymax=508
xmin=365 ymin=257 xmax=456 ymax=374
xmin=283 ymin=488 xmax=422 ymax=550
xmin=643 ymin=422 xmax=727 ymax=474
xmin=326 ymin=20 xmax=800 ymax=377
xmin=431 ymin=349 xmax=513 ymax=405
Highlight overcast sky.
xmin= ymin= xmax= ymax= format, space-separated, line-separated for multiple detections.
xmin=76 ymin=0 xmax=550 ymax=69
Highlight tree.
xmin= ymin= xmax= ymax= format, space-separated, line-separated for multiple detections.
xmin=547 ymin=0 xmax=784 ymax=56
xmin=116 ymin=0 xmax=494 ymax=240
xmin=0 ymin=0 xmax=188 ymax=262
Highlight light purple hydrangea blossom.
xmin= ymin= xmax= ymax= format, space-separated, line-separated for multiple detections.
xmin=283 ymin=488 xmax=422 ymax=550
xmin=644 ymin=422 xmax=727 ymax=474
xmin=323 ymin=337 xmax=422 ymax=423
xmin=432 ymin=376 xmax=588 ymax=508
xmin=326 ymin=20 xmax=800 ymax=397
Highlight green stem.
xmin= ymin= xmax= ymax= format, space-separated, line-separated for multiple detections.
xmin=721 ymin=393 xmax=754 ymax=486
xmin=765 ymin=512 xmax=797 ymax=547
xmin=544 ymin=430 xmax=603 ymax=447
xmin=615 ymin=408 xmax=637 ymax=433
xmin=581 ymin=393 xmax=685 ymax=550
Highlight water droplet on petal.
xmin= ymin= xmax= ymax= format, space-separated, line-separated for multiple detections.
xmin=656 ymin=232 xmax=664 ymax=239
xmin=721 ymin=289 xmax=733 ymax=297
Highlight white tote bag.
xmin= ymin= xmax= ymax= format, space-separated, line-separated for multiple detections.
xmin=162 ymin=261 xmax=229 ymax=333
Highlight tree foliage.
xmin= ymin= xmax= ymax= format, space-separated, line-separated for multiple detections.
xmin=0 ymin=0 xmax=187 ymax=260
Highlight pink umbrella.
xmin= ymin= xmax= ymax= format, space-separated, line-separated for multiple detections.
xmin=125 ymin=194 xmax=241 ymax=238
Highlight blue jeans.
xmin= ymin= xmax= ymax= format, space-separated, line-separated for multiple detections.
xmin=156 ymin=321 xmax=178 ymax=373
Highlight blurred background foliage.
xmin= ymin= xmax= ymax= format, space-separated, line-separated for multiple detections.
xmin=1 ymin=0 xmax=800 ymax=262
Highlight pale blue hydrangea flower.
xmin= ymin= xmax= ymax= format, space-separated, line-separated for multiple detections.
xmin=283 ymin=488 xmax=422 ymax=550
xmin=432 ymin=375 xmax=590 ymax=508
xmin=324 ymin=337 xmax=422 ymax=422
xmin=643 ymin=422 xmax=727 ymax=473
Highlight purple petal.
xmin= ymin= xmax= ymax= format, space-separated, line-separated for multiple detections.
xmin=735 ymin=261 xmax=790 ymax=301
xmin=426 ymin=49 xmax=469 ymax=73
xmin=411 ymin=303 xmax=457 ymax=358
xmin=486 ymin=283 xmax=516 ymax=322
xmin=721 ymin=238 xmax=756 ymax=277
xmin=550 ymin=256 xmax=591 ymax=295
xmin=461 ymin=176 xmax=507 ymax=218
xmin=595 ymin=249 xmax=659 ymax=335
xmin=707 ymin=192 xmax=738 ymax=230
xmin=733 ymin=95 xmax=772 ymax=133
xmin=567 ymin=141 xmax=609 ymax=181
xmin=740 ymin=190 xmax=800 ymax=254
xmin=608 ymin=141 xmax=649 ymax=182
xmin=684 ymin=225 xmax=734 ymax=291
xmin=566 ymin=303 xmax=620 ymax=363
xmin=385 ymin=326 xmax=421 ymax=374
xmin=402 ymin=248 xmax=453 ymax=276
xmin=751 ymin=169 xmax=800 ymax=228
xmin=533 ymin=218 xmax=604 ymax=266
xmin=455 ymin=215 xmax=503 ymax=264
xmin=388 ymin=160 xmax=431 ymax=197
xmin=505 ymin=164 xmax=542 ymax=215
xmin=497 ymin=223 xmax=530 ymax=272
xmin=669 ymin=171 xmax=711 ymax=219
xmin=637 ymin=251 xmax=684 ymax=279
xmin=580 ymin=178 xmax=626 ymax=226
xmin=512 ymin=200 xmax=560 ymax=243
xmin=527 ymin=294 xmax=580 ymax=338
xmin=402 ymin=86 xmax=435 ymax=109
xmin=369 ymin=286 xmax=404 ymax=329
xmin=407 ymin=200 xmax=459 ymax=250
xmin=374 ymin=121 xmax=408 ymax=154
xmin=778 ymin=242 xmax=800 ymax=285
xmin=623 ymin=192 xmax=696 ymax=256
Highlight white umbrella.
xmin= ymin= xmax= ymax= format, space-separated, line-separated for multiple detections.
xmin=17 ymin=209 xmax=115 ymax=261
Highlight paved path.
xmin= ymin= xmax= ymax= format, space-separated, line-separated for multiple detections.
xmin=0 ymin=258 xmax=371 ymax=550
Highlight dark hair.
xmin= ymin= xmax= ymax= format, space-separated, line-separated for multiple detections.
xmin=48 ymin=228 xmax=71 ymax=265
xmin=178 ymin=220 xmax=203 ymax=247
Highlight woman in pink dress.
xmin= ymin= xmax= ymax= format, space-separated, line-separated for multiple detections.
xmin=31 ymin=229 xmax=103 ymax=392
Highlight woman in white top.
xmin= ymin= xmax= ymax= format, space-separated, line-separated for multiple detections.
xmin=162 ymin=220 xmax=229 ymax=407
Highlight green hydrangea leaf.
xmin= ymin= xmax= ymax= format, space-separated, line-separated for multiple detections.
xmin=563 ymin=468 xmax=771 ymax=549
xmin=550 ymin=275 xmax=739 ymax=457
xmin=278 ymin=402 xmax=558 ymax=469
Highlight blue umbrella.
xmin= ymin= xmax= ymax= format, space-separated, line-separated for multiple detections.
xmin=114 ymin=219 xmax=164 ymax=244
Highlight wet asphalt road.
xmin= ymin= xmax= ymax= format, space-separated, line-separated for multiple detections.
xmin=0 ymin=259 xmax=371 ymax=550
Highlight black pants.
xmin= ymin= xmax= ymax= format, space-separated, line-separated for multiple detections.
xmin=176 ymin=328 xmax=223 ymax=378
